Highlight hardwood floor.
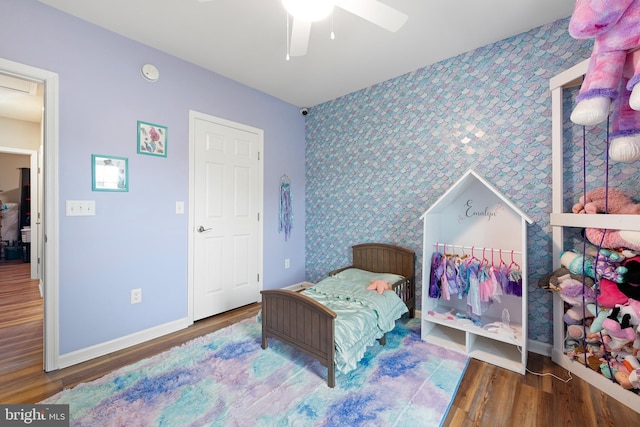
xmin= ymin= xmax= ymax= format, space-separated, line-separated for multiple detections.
xmin=444 ymin=356 xmax=638 ymax=427
xmin=1 ymin=262 xmax=638 ymax=426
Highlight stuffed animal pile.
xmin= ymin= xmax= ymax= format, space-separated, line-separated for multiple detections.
xmin=568 ymin=0 xmax=640 ymax=163
xmin=558 ymin=0 xmax=640 ymax=394
xmin=551 ymin=188 xmax=640 ymax=392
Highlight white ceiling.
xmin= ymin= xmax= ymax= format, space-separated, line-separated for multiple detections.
xmin=10 ymin=0 xmax=575 ymax=121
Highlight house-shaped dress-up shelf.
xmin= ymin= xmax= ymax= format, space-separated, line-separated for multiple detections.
xmin=420 ymin=169 xmax=533 ymax=374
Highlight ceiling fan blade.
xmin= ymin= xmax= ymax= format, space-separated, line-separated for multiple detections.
xmin=334 ymin=0 xmax=408 ymax=32
xmin=289 ymin=18 xmax=311 ymax=57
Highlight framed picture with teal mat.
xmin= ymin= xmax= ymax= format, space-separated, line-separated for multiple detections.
xmin=137 ymin=121 xmax=167 ymax=157
xmin=92 ymin=154 xmax=128 ymax=192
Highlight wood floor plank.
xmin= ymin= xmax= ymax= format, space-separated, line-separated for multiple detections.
xmin=1 ymin=261 xmax=638 ymax=425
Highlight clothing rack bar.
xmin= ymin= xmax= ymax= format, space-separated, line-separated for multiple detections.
xmin=433 ymin=243 xmax=523 ymax=255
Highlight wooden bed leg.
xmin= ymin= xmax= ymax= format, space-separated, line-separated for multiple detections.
xmin=379 ymin=334 xmax=386 ymax=346
xmin=262 ymin=330 xmax=267 ymax=349
xmin=328 ymin=362 xmax=335 ymax=388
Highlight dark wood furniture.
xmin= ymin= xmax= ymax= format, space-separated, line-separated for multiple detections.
xmin=260 ymin=243 xmax=415 ymax=387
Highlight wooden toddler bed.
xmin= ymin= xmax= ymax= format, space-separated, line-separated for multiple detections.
xmin=260 ymin=243 xmax=415 ymax=387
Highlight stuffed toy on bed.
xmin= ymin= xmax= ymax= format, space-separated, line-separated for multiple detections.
xmin=367 ymin=279 xmax=391 ymax=294
xmin=568 ymin=0 xmax=640 ymax=163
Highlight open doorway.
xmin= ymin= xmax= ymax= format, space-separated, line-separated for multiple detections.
xmin=0 ymin=58 xmax=59 ymax=372
xmin=0 ymin=77 xmax=44 ymax=380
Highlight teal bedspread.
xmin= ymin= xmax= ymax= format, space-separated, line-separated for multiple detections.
xmin=302 ymin=268 xmax=408 ymax=373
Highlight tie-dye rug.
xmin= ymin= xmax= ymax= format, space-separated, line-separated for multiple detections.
xmin=43 ymin=316 xmax=468 ymax=426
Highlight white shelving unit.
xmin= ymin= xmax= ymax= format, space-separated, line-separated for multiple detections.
xmin=550 ymin=59 xmax=640 ymax=413
xmin=420 ymin=169 xmax=533 ymax=374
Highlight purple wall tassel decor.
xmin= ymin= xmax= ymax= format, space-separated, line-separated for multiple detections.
xmin=279 ymin=175 xmax=293 ymax=241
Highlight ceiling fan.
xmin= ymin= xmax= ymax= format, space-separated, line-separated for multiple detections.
xmin=197 ymin=0 xmax=408 ymax=58
xmin=283 ymin=0 xmax=408 ymax=57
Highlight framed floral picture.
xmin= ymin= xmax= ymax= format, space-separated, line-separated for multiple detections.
xmin=137 ymin=121 xmax=167 ymax=157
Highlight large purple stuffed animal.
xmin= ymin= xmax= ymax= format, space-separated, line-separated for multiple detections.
xmin=569 ymin=0 xmax=640 ymax=163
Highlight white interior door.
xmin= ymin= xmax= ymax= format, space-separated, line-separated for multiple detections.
xmin=192 ymin=114 xmax=262 ymax=321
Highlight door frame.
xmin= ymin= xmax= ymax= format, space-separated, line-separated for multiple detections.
xmin=187 ymin=110 xmax=263 ymax=323
xmin=0 ymin=58 xmax=60 ymax=371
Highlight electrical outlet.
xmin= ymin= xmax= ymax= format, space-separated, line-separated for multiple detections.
xmin=130 ymin=288 xmax=142 ymax=304
xmin=284 ymin=259 xmax=290 ymax=269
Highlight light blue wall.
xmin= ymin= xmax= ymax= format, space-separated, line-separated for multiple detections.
xmin=305 ymin=18 xmax=638 ymax=344
xmin=1 ymin=0 xmax=306 ymax=354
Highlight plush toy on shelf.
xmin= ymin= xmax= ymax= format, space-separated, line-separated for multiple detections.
xmin=568 ymin=0 xmax=640 ymax=163
xmin=558 ymin=276 xmax=597 ymax=311
xmin=572 ymin=187 xmax=640 ymax=215
xmin=559 ymin=248 xmax=628 ymax=283
xmin=602 ymin=307 xmax=637 ymax=350
xmin=587 ymin=303 xmax=612 ymax=332
xmin=572 ymin=187 xmax=640 ymax=252
xmin=598 ymin=277 xmax=630 ymax=308
xmin=617 ymin=256 xmax=640 ymax=300
xmin=628 ymin=368 xmax=640 ymax=388
xmin=560 ymin=250 xmax=597 ymax=278
xmin=538 ymin=266 xmax=595 ymax=291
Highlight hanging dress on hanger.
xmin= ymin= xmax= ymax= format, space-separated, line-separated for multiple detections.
xmin=507 ymin=269 xmax=523 ymax=297
xmin=466 ymin=261 xmax=482 ymax=316
xmin=429 ymin=251 xmax=443 ymax=298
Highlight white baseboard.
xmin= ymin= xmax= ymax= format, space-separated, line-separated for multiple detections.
xmin=58 ymin=317 xmax=191 ymax=369
xmin=527 ymin=339 xmax=552 ymax=357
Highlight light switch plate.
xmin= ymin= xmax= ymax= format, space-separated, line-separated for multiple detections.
xmin=66 ymin=200 xmax=96 ymax=216
xmin=176 ymin=201 xmax=184 ymax=214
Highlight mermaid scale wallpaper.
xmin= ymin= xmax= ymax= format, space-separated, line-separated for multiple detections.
xmin=304 ymin=17 xmax=638 ymax=345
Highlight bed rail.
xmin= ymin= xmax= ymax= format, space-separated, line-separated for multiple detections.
xmin=391 ymin=275 xmax=415 ymax=318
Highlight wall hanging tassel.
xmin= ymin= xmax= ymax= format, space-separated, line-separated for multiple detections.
xmin=279 ymin=175 xmax=293 ymax=241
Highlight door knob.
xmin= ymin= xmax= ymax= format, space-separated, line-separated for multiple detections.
xmin=197 ymin=226 xmax=212 ymax=233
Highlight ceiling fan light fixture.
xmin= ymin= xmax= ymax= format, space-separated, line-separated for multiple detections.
xmin=282 ymin=0 xmax=334 ymax=22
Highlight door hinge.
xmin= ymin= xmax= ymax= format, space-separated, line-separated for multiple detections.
xmin=257 ymin=212 xmax=260 ymax=221
xmin=258 ymin=152 xmax=261 ymax=161
xmin=257 ymin=273 xmax=260 ymax=282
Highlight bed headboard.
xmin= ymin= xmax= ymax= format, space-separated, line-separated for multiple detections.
xmin=351 ymin=243 xmax=415 ymax=279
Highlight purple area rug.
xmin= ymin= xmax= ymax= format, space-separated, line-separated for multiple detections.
xmin=43 ymin=316 xmax=468 ymax=426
